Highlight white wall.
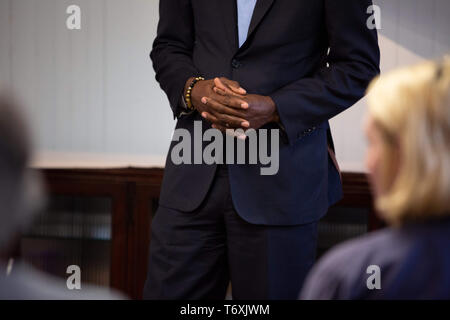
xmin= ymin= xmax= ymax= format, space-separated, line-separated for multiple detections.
xmin=0 ymin=0 xmax=173 ymax=167
xmin=0 ymin=0 xmax=449 ymax=170
xmin=331 ymin=0 xmax=450 ymax=171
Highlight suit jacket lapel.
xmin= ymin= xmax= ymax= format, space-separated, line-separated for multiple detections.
xmin=219 ymin=0 xmax=275 ymax=54
xmin=246 ymin=0 xmax=275 ymax=42
xmin=218 ymin=0 xmax=239 ymax=53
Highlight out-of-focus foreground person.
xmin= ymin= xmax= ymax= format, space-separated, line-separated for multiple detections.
xmin=301 ymin=57 xmax=450 ymax=299
xmin=0 ymin=93 xmax=124 ymax=300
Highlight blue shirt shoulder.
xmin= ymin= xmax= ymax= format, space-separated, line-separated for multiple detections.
xmin=301 ymin=218 xmax=450 ymax=300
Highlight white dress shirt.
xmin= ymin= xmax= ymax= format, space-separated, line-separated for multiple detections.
xmin=237 ymin=0 xmax=258 ymax=47
xmin=181 ymin=0 xmax=258 ymax=114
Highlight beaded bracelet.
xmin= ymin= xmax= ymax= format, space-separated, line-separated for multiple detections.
xmin=185 ymin=76 xmax=205 ymax=110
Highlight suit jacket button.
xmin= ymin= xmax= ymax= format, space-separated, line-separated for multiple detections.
xmin=231 ymin=59 xmax=242 ymax=69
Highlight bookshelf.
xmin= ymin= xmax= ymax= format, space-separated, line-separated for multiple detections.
xmin=19 ymin=167 xmax=380 ymax=299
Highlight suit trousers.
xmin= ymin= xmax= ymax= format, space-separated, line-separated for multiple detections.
xmin=143 ymin=164 xmax=319 ymax=300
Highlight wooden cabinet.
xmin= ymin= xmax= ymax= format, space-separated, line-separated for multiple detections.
xmin=19 ymin=168 xmax=380 ymax=299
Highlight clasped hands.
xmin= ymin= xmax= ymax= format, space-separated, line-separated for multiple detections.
xmin=185 ymin=77 xmax=280 ymax=139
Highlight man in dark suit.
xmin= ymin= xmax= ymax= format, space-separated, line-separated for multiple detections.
xmin=144 ymin=0 xmax=380 ymax=299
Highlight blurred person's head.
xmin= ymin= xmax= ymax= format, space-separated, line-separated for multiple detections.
xmin=365 ymin=56 xmax=450 ymax=226
xmin=0 ymin=93 xmax=44 ymax=257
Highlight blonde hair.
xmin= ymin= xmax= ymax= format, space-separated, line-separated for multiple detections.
xmin=367 ymin=56 xmax=450 ymax=226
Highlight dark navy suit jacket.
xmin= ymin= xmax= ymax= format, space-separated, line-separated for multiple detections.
xmin=151 ymin=0 xmax=380 ymax=225
xmin=301 ymin=217 xmax=450 ymax=299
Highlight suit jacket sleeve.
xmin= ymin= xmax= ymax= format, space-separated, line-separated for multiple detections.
xmin=150 ymin=0 xmax=200 ymax=119
xmin=270 ymin=0 xmax=380 ymax=145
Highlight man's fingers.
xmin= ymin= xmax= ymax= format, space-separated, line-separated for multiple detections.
xmin=203 ymin=112 xmax=248 ymax=140
xmin=201 ymin=107 xmax=248 ymax=129
xmin=212 ymin=92 xmax=249 ymax=110
xmin=213 ymin=87 xmax=227 ymax=96
xmin=213 ymin=86 xmax=246 ymax=100
xmin=201 ymin=111 xmax=220 ymax=125
xmin=213 ymin=77 xmax=231 ymax=94
xmin=202 ymin=112 xmax=234 ymax=132
xmin=219 ymin=77 xmax=247 ymax=95
xmin=228 ymin=83 xmax=247 ymax=95
xmin=201 ymin=109 xmax=233 ymax=128
xmin=215 ymin=77 xmax=247 ymax=96
xmin=201 ymin=97 xmax=250 ymax=128
xmin=211 ymin=123 xmax=226 ymax=132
